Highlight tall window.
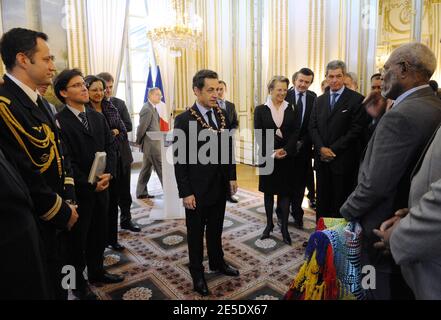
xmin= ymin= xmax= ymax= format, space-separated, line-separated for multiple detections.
xmin=116 ymin=0 xmax=154 ymax=141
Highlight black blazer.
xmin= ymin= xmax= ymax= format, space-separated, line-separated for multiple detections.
xmin=254 ymin=103 xmax=299 ymax=158
xmin=309 ymin=87 xmax=366 ymax=173
xmin=225 ymin=100 xmax=239 ymax=129
xmin=56 ymin=106 xmax=116 ymax=194
xmin=0 ymin=75 xmax=73 ymax=228
xmin=173 ymin=104 xmax=236 ymax=206
xmin=110 ymin=96 xmax=132 ymax=132
xmin=286 ymin=88 xmax=317 ymax=156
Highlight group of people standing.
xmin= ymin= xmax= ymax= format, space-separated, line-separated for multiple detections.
xmin=0 ymin=28 xmax=141 ymax=300
xmin=1 ymin=24 xmax=441 ymax=301
xmin=255 ymin=43 xmax=441 ymax=300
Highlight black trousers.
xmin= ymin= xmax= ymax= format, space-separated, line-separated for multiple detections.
xmin=316 ymin=163 xmax=355 ymax=220
xmin=306 ymin=158 xmax=316 ymax=202
xmin=361 ymin=250 xmax=414 ymax=300
xmin=185 ymin=196 xmax=227 ymax=278
xmin=38 ymin=223 xmax=69 ymax=300
xmin=108 ymin=156 xmax=133 ymax=245
xmin=68 ymin=189 xmax=109 ymax=287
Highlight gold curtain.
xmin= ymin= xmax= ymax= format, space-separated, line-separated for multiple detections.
xmin=266 ymin=0 xmax=288 ymax=81
xmin=65 ymin=0 xmax=90 ymax=75
xmin=173 ymin=0 xmax=258 ymax=163
xmin=429 ymin=0 xmax=441 ymax=81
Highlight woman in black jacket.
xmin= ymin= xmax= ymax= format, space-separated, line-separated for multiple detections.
xmin=254 ymin=76 xmax=300 ymax=245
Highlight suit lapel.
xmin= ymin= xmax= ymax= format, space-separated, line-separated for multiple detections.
xmin=64 ymin=106 xmax=93 ymax=137
xmin=301 ymin=94 xmax=314 ymax=131
xmin=191 ymin=103 xmax=211 ymax=129
xmin=411 ymin=123 xmax=441 ymax=179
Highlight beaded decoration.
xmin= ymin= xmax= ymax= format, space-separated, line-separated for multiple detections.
xmin=189 ymin=105 xmax=226 ymax=132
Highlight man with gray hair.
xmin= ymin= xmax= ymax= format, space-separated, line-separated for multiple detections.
xmin=309 ymin=60 xmax=366 ymax=220
xmin=136 ymin=87 xmax=163 ymax=199
xmin=344 ymin=72 xmax=359 ymax=92
xmin=340 ymin=43 xmax=441 ymax=299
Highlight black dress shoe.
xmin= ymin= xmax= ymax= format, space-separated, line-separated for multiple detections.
xmin=193 ymin=277 xmax=210 ymax=296
xmin=227 ymin=196 xmax=239 ymax=203
xmin=89 ymin=271 xmax=124 ymax=284
xmin=120 ymin=221 xmax=141 ymax=232
xmin=72 ymin=286 xmax=98 ymax=300
xmin=260 ymin=224 xmax=274 ymax=240
xmin=109 ymin=242 xmax=125 ymax=251
xmin=211 ymin=264 xmax=240 ymax=277
xmin=293 ymin=219 xmax=304 ymax=230
xmin=281 ymin=229 xmax=292 ymax=246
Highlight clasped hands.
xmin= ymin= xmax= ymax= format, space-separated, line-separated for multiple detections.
xmin=372 ymin=208 xmax=409 ymax=255
xmin=95 ymin=173 xmax=111 ymax=192
xmin=320 ymin=147 xmax=336 ymax=162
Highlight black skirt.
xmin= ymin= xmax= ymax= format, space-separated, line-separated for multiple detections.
xmin=258 ymin=155 xmax=296 ymax=195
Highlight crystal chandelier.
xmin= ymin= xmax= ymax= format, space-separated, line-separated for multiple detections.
xmin=147 ymin=0 xmax=203 ymax=57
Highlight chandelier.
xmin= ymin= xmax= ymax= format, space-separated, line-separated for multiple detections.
xmin=147 ymin=0 xmax=203 ymax=57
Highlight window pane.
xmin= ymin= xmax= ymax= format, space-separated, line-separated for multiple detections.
xmin=129 ymin=0 xmax=147 ymax=16
xmin=130 ymin=50 xmax=150 ymax=82
xmin=116 ymin=82 xmax=126 ymax=102
xmin=132 ymin=82 xmax=148 ymax=114
xmin=129 ymin=17 xmax=149 ymax=50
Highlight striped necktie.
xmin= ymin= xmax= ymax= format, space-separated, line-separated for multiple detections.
xmin=78 ymin=112 xmax=89 ymax=131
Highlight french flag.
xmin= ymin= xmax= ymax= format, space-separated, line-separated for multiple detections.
xmin=144 ymin=66 xmax=170 ymax=132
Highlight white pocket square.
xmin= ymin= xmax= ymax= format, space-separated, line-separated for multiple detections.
xmin=341 ymin=109 xmax=348 ymax=113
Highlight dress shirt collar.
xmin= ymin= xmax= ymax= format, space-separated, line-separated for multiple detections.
xmin=6 ymin=73 xmax=39 ymax=105
xmin=66 ymin=104 xmax=86 ymax=120
xmin=195 ymin=101 xmax=214 ymax=117
xmin=330 ymin=86 xmax=345 ymax=96
xmin=392 ymin=85 xmax=430 ymax=109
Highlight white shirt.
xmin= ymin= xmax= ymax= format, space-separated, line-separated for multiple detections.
xmin=329 ymin=86 xmax=345 ymax=106
xmin=148 ymin=99 xmax=160 ymax=110
xmin=6 ymin=73 xmax=39 ymax=105
xmin=66 ymin=104 xmax=86 ymax=123
xmin=265 ymin=96 xmax=289 ymax=138
xmin=196 ymin=101 xmax=218 ymax=128
xmin=392 ymin=85 xmax=430 ymax=109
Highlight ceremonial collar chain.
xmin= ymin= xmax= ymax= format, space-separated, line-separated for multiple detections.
xmin=189 ymin=105 xmax=226 ymax=132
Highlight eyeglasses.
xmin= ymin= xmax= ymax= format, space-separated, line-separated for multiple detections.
xmin=67 ymin=82 xmax=87 ymax=89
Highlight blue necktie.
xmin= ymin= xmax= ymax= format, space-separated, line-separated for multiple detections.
xmin=330 ymin=93 xmax=339 ymax=112
xmin=297 ymin=92 xmax=304 ymax=126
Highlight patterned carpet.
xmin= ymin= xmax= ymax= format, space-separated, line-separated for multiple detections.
xmin=91 ymin=171 xmax=316 ymax=300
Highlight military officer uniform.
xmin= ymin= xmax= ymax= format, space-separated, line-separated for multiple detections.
xmin=0 ymin=74 xmax=76 ymax=299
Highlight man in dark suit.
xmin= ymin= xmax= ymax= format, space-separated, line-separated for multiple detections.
xmin=216 ymin=80 xmax=239 ymax=204
xmin=283 ymin=68 xmax=317 ymax=228
xmin=97 ymin=72 xmax=138 ymax=233
xmin=0 ymin=28 xmax=78 ymax=300
xmin=309 ymin=60 xmax=366 ymax=220
xmin=174 ymin=69 xmax=239 ymax=296
xmin=340 ymin=43 xmax=441 ymax=300
xmin=0 ymin=148 xmax=51 ymax=300
xmin=54 ymin=69 xmax=124 ymax=300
